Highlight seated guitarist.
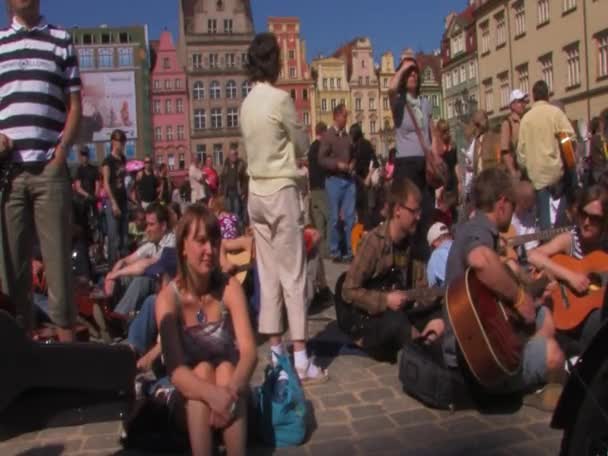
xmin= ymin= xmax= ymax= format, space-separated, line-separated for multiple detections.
xmin=443 ymin=168 xmax=565 ymax=408
xmin=338 ymin=178 xmax=444 ymax=361
xmin=527 ymin=185 xmax=608 ymax=348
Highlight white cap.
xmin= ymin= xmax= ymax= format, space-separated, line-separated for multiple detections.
xmin=427 ymin=222 xmax=450 ymax=246
xmin=509 ymin=89 xmax=529 ymax=104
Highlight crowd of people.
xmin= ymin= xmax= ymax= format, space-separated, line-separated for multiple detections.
xmin=1 ymin=1 xmax=608 ymax=454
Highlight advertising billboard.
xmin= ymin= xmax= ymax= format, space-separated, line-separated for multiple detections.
xmin=76 ymin=71 xmax=138 ymax=144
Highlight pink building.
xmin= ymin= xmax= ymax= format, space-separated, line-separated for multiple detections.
xmin=150 ymin=31 xmax=191 ymax=184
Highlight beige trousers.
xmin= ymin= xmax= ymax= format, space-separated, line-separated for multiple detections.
xmin=1 ymin=161 xmax=75 ymax=330
xmin=248 ymin=186 xmax=307 ymax=340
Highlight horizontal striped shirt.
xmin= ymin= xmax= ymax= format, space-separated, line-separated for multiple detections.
xmin=0 ymin=17 xmax=81 ymax=162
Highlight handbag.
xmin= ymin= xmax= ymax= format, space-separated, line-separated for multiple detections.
xmin=251 ymin=353 xmax=308 ymax=448
xmin=405 ymin=103 xmax=448 ymax=189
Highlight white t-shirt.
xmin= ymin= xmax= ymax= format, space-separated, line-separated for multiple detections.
xmin=511 ymin=208 xmax=539 ymax=250
xmin=135 ymin=231 xmax=176 ymax=260
xmin=189 ymin=164 xmax=206 ymax=203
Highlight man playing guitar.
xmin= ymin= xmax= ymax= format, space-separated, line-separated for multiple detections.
xmin=443 ymin=168 xmax=564 ymax=405
xmin=338 ymin=178 xmax=444 ymax=361
xmin=527 ymin=185 xmax=608 ymax=347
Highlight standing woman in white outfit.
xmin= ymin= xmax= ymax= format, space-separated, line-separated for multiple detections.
xmin=240 ymin=33 xmax=328 ymax=384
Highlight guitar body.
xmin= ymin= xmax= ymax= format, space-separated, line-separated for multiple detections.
xmin=557 ymin=132 xmax=577 ymax=171
xmin=446 ymin=268 xmax=523 ymax=387
xmin=351 ymin=222 xmax=364 ymax=256
xmin=226 ymin=249 xmax=252 ymax=284
xmin=549 ymin=251 xmax=608 ymax=331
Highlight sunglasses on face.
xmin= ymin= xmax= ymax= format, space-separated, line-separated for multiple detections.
xmin=581 ymin=210 xmax=603 ymax=225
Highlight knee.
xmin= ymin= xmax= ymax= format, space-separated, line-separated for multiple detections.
xmin=214 ymin=361 xmax=235 ymax=386
xmin=193 ymin=362 xmax=216 ymax=383
xmin=545 ymin=338 xmax=565 ymax=373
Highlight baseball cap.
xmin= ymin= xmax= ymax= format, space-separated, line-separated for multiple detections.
xmin=509 ymin=89 xmax=529 ymax=104
xmin=427 ymin=222 xmax=450 ymax=246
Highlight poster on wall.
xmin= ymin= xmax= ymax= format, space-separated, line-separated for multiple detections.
xmin=75 ymin=71 xmax=138 ymax=144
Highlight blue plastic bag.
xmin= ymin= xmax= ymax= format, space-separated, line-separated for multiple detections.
xmin=251 ymin=353 xmax=308 ymax=448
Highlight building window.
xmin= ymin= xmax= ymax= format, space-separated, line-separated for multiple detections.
xmin=208 ymin=19 xmax=217 ymax=33
xmin=565 ymin=43 xmax=581 ymax=87
xmin=329 ymin=78 xmax=335 ymax=89
xmin=193 ymin=81 xmax=204 ymax=100
xmin=194 ymin=109 xmax=206 ymax=130
xmin=321 ymin=99 xmax=327 ymax=112
xmin=498 ymin=73 xmax=510 ymax=109
xmin=340 ymin=98 xmax=346 ymax=106
xmin=540 ymin=53 xmax=553 ymax=91
xmin=153 ymin=100 xmax=161 ymax=114
xmin=227 ymin=107 xmax=239 ymax=128
xmin=369 ymin=98 xmax=376 ymax=110
xmin=213 ymin=144 xmax=223 ymax=166
xmin=365 ymin=76 xmax=370 ymax=86
xmin=164 ymin=79 xmax=172 ymax=90
xmin=484 ymin=79 xmax=494 ymax=113
xmin=177 ymin=125 xmax=185 ymax=140
xmin=330 ymin=99 xmax=337 ymax=110
xmin=156 ymin=153 xmax=163 ymax=165
xmin=168 ymin=154 xmax=175 ymax=171
xmin=469 ymin=60 xmax=477 ymax=80
xmin=370 ymin=120 xmax=377 ymax=134
xmin=119 ymin=32 xmax=130 ymax=43
xmin=432 ymin=94 xmax=439 ymax=108
xmin=242 ymin=81 xmax=252 ymax=97
xmin=303 ymin=88 xmax=308 ymax=100
xmin=224 ymin=19 xmax=233 ymax=33
xmin=165 ymin=100 xmax=172 ymax=114
xmin=517 ymin=63 xmax=529 ymax=94
xmin=286 ymin=49 xmax=294 ymax=60
xmin=211 ymin=108 xmax=222 ymax=129
xmin=337 ymin=78 xmax=342 ymax=89
xmin=303 ymin=112 xmax=310 ymax=125
xmin=355 ymin=98 xmax=362 ymax=111
xmin=289 ymin=67 xmax=296 ymax=79
xmin=179 ymin=152 xmax=185 ymax=170
xmin=101 ymin=32 xmax=111 ymax=44
xmin=451 ymin=32 xmax=465 ymax=55
xmin=98 ymin=48 xmax=113 ymax=68
xmin=82 ymin=33 xmax=95 ymax=45
xmin=226 ymin=53 xmax=236 ymax=68
xmin=599 ymin=34 xmax=608 ymax=79
xmin=192 ymin=53 xmax=202 ymax=69
xmin=290 ymin=89 xmax=296 ymax=100
xmin=210 ymin=80 xmax=221 ymax=99
xmin=196 ymin=144 xmax=206 ymax=163
xmin=153 ymin=79 xmax=161 ymax=90
xmin=154 ymin=127 xmax=162 ymax=141
xmin=226 ymin=80 xmax=237 ymax=99
xmin=166 ymin=126 xmax=173 ymax=141
xmin=78 ymin=48 xmax=94 ymax=69
xmin=460 ymin=65 xmax=466 ymax=83
xmin=383 ymin=96 xmax=389 ymax=110
xmin=176 ymin=99 xmax=184 ymax=113
xmin=358 ymin=76 xmax=363 ymax=85
xmin=452 ymin=69 xmax=459 ymax=86
xmin=162 ymin=57 xmax=170 ymax=69
xmin=383 ymin=78 xmax=388 ymax=89
xmin=495 ymin=12 xmax=506 ymax=48
xmin=563 ymin=0 xmax=576 ymax=13
xmin=514 ymin=1 xmax=526 ymax=38
xmin=480 ymin=21 xmax=490 ymax=54
xmin=175 ymin=79 xmax=182 ymax=89
xmin=322 ymin=78 xmax=328 ymax=90
xmin=538 ymin=0 xmax=550 ymax=26
xmin=445 ymin=73 xmax=452 ymax=89
xmin=209 ymin=54 xmax=219 ymax=69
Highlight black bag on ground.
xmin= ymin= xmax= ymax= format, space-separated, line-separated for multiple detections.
xmin=398 ymin=339 xmax=469 ymax=410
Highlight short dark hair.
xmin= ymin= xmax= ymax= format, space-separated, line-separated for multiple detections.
xmin=79 ymin=146 xmax=90 ymax=157
xmin=315 ymin=121 xmax=327 ymax=136
xmin=473 ymin=168 xmax=516 ymax=212
xmin=245 ymin=32 xmax=280 ymax=84
xmin=388 ymin=178 xmax=422 ymax=217
xmin=333 ymin=103 xmax=347 ymax=117
xmin=349 ymin=123 xmax=363 ymax=142
xmin=111 ymin=129 xmax=127 ymax=143
xmin=145 ymin=202 xmax=170 ymax=227
xmin=532 ymin=80 xmax=549 ymax=102
xmin=396 ymin=58 xmax=421 ymax=97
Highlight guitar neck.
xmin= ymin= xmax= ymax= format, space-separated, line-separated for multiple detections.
xmin=406 ymin=287 xmax=445 ymax=302
xmin=508 ymin=226 xmax=571 ymax=248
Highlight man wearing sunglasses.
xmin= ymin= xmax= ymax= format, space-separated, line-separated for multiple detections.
xmin=337 ymin=178 xmax=444 ymax=361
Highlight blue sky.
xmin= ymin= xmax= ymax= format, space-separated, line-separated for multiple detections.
xmin=1 ymin=0 xmax=465 ymax=61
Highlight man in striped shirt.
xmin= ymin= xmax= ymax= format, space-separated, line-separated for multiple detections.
xmin=0 ymin=0 xmax=82 ymax=341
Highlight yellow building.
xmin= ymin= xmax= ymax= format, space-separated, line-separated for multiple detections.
xmin=475 ymin=0 xmax=608 ymax=127
xmin=378 ymin=51 xmax=396 ymax=156
xmin=311 ymin=57 xmax=350 ymax=128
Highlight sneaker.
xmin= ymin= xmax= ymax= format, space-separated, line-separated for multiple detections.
xmin=296 ymin=358 xmax=329 ymax=386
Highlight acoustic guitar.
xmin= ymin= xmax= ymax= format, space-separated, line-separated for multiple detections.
xmin=0 ymin=310 xmax=136 ymax=413
xmin=548 ymin=251 xmax=608 ymax=331
xmin=226 ymin=249 xmax=253 ymax=284
xmin=351 ymin=222 xmax=365 ymax=256
xmin=499 ymin=225 xmax=571 ymax=261
xmin=445 ymin=268 xmax=548 ymax=387
xmin=557 ymin=132 xmax=577 ymax=171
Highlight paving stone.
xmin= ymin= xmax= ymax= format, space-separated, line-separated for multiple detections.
xmin=40 ymin=439 xmax=83 ymax=454
xmin=82 ymin=421 xmax=121 ymax=435
xmin=348 ymin=404 xmax=385 ymax=419
xmin=339 ymin=379 xmax=381 ymax=392
xmin=440 ymin=415 xmax=492 ymax=434
xmin=319 ymin=393 xmax=360 ymax=409
xmin=379 ymin=395 xmax=423 ymax=413
xmin=523 ymin=421 xmax=562 ymax=439
xmin=351 ymin=415 xmax=396 ymax=435
xmin=358 ymin=433 xmax=403 ymax=453
xmin=368 ymin=363 xmax=398 ymax=378
xmin=390 ymin=408 xmax=438 ymax=427
xmin=305 ymin=382 xmax=345 ymax=398
xmin=37 ymin=426 xmax=82 ymax=440
xmin=521 ymin=406 xmax=553 ymax=422
xmin=358 ymin=387 xmax=396 ymax=402
xmin=83 ymin=434 xmax=121 ymax=451
xmin=332 ymin=368 xmax=375 ymax=384
xmin=315 ymin=408 xmax=350 ymax=425
xmin=478 ymin=410 xmax=532 ymax=428
xmin=469 ymin=427 xmax=535 ymax=450
xmin=397 ymin=423 xmax=451 ymax=446
xmin=501 ymin=442 xmax=551 ymax=456
xmin=308 ymin=424 xmax=353 ymax=442
xmin=0 ymin=441 xmax=40 ymax=456
xmin=534 ymin=436 xmax=562 ymax=455
xmin=273 ymin=446 xmax=311 ymax=456
xmin=308 ymin=438 xmax=359 ymax=456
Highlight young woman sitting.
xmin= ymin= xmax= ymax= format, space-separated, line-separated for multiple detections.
xmin=155 ymin=205 xmax=257 ymax=456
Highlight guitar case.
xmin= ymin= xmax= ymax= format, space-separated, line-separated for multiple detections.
xmin=0 ymin=310 xmax=136 ymax=437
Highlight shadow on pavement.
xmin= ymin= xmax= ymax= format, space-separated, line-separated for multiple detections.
xmin=16 ymin=444 xmax=64 ymax=456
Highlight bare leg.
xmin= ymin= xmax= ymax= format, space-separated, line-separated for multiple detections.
xmin=215 ymin=362 xmax=246 ymax=456
xmin=188 ymin=362 xmax=215 ymax=456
